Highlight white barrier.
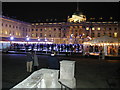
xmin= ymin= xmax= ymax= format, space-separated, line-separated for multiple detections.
xmin=10 ymin=60 xmax=76 ymax=89
xmin=59 ymin=60 xmax=76 ymax=88
xmin=10 ymin=69 xmax=60 ymax=89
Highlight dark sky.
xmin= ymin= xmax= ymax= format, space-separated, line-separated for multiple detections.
xmin=2 ymin=2 xmax=119 ymax=23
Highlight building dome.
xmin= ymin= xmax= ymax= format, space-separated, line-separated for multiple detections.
xmin=73 ymin=11 xmax=83 ymax=16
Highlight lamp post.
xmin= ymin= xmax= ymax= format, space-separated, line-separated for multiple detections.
xmin=10 ymin=36 xmax=14 ymax=50
xmin=26 ymin=36 xmax=30 ymax=44
xmin=45 ymin=37 xmax=47 ymax=54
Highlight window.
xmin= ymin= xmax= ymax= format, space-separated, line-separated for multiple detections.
xmin=109 ymin=33 xmax=112 ymax=37
xmin=97 ymin=27 xmax=100 ymax=30
xmin=16 ymin=32 xmax=18 ymax=35
xmin=92 ymin=33 xmax=95 ymax=37
xmin=40 ymin=33 xmax=42 ymax=37
xmin=40 ymin=29 xmax=42 ymax=31
xmin=6 ymin=24 xmax=7 ymax=27
xmin=109 ymin=28 xmax=111 ymax=30
xmin=63 ymin=33 xmax=66 ymax=37
xmin=32 ymin=29 xmax=34 ymax=31
xmin=9 ymin=25 xmax=11 ymax=27
xmin=13 ymin=31 xmax=14 ymax=35
xmin=49 ymin=34 xmax=51 ymax=37
xmin=16 ymin=26 xmax=18 ymax=29
xmin=54 ymin=28 xmax=56 ymax=31
xmin=32 ymin=33 xmax=34 ymax=37
xmin=86 ymin=27 xmax=89 ymax=30
xmin=59 ymin=33 xmax=61 ymax=37
xmin=114 ymin=32 xmax=117 ymax=37
xmin=36 ymin=29 xmax=38 ymax=31
xmin=5 ymin=31 xmax=7 ymax=34
xmin=2 ymin=23 xmax=3 ymax=26
xmin=13 ymin=26 xmax=15 ymax=28
xmin=115 ymin=28 xmax=117 ymax=30
xmin=44 ymin=28 xmax=47 ymax=31
xmin=104 ymin=32 xmax=106 ymax=35
xmin=92 ymin=27 xmax=95 ymax=30
xmin=103 ymin=27 xmax=106 ymax=30
xmin=36 ymin=33 xmax=38 ymax=37
xmin=98 ymin=33 xmax=100 ymax=37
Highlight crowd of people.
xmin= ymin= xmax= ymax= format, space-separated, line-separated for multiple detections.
xmin=10 ymin=43 xmax=84 ymax=53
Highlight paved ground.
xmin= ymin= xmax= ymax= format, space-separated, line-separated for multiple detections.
xmin=2 ymin=53 xmax=120 ymax=89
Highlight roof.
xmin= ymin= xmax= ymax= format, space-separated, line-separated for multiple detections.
xmin=87 ymin=36 xmax=118 ymax=43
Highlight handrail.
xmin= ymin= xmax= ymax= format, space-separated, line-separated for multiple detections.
xmin=58 ymin=81 xmax=73 ymax=90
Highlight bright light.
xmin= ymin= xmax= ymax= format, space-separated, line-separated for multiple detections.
xmin=86 ymin=27 xmax=89 ymax=30
xmin=5 ymin=31 xmax=8 ymax=34
xmin=114 ymin=32 xmax=117 ymax=37
xmin=98 ymin=27 xmax=100 ymax=30
xmin=10 ymin=36 xmax=14 ymax=40
xmin=26 ymin=37 xmax=30 ymax=41
xmin=26 ymin=35 xmax=28 ymax=37
xmin=45 ymin=39 xmax=47 ymax=41
xmin=38 ymin=39 xmax=40 ymax=41
xmin=83 ymin=33 xmax=85 ymax=35
xmin=92 ymin=28 xmax=95 ymax=30
xmin=71 ymin=34 xmax=73 ymax=37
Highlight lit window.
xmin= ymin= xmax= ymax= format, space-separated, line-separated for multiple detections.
xmin=44 ymin=28 xmax=47 ymax=30
xmin=110 ymin=17 xmax=113 ymax=19
xmin=92 ymin=27 xmax=95 ymax=30
xmin=97 ymin=27 xmax=100 ymax=30
xmin=36 ymin=23 xmax=38 ymax=25
xmin=5 ymin=31 xmax=7 ymax=34
xmin=114 ymin=32 xmax=117 ymax=37
xmin=16 ymin=32 xmax=18 ymax=35
xmin=32 ymin=34 xmax=34 ymax=37
xmin=86 ymin=27 xmax=89 ymax=30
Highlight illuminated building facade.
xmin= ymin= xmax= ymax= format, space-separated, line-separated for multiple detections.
xmin=0 ymin=15 xmax=119 ymax=44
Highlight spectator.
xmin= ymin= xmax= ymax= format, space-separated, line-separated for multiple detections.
xmin=33 ymin=51 xmax=39 ymax=71
xmin=26 ymin=51 xmax=33 ymax=73
xmin=47 ymin=52 xmax=59 ymax=70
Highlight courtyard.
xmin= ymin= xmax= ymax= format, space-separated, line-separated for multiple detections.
xmin=2 ymin=53 xmax=120 ymax=89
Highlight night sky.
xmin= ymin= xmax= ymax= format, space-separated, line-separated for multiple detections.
xmin=2 ymin=2 xmax=119 ymax=23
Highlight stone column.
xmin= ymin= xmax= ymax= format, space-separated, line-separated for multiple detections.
xmin=59 ymin=60 xmax=76 ymax=88
xmin=104 ymin=45 xmax=107 ymax=55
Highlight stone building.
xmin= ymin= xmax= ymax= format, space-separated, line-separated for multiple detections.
xmin=0 ymin=15 xmax=119 ymax=44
